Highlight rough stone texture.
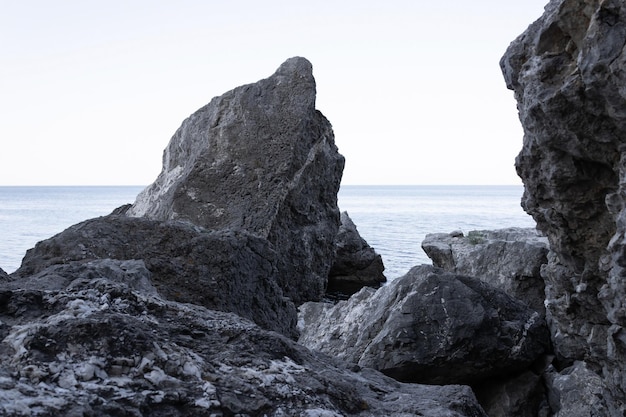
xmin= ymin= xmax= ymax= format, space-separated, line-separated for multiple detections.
xmin=473 ymin=371 xmax=550 ymax=417
xmin=501 ymin=0 xmax=626 ymax=410
xmin=0 ymin=267 xmax=9 ymax=282
xmin=298 ymin=265 xmax=550 ymax=385
xmin=545 ymin=361 xmax=619 ymax=417
xmin=13 ymin=215 xmax=298 ymax=338
xmin=422 ymin=228 xmax=549 ymax=313
xmin=127 ymin=57 xmax=345 ymax=304
xmin=0 ymin=263 xmax=487 ymax=417
xmin=327 ymin=211 xmax=386 ymax=296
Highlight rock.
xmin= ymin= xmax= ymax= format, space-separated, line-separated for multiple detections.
xmin=545 ymin=361 xmax=619 ymax=417
xmin=127 ymin=57 xmax=345 ymax=304
xmin=298 ymin=265 xmax=550 ymax=385
xmin=0 ymin=268 xmax=487 ymax=416
xmin=0 ymin=267 xmax=8 ymax=282
xmin=422 ymin=228 xmax=549 ymax=313
xmin=473 ymin=371 xmax=550 ymax=417
xmin=327 ymin=212 xmax=386 ymax=297
xmin=501 ymin=0 xmax=626 ymax=410
xmin=13 ymin=216 xmax=298 ymax=338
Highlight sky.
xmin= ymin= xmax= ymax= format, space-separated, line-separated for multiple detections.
xmin=0 ymin=1 xmax=549 ymax=186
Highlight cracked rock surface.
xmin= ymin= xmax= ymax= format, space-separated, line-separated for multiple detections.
xmin=299 ymin=265 xmax=550 ymax=385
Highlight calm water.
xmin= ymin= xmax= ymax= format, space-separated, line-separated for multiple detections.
xmin=337 ymin=185 xmax=535 ymax=279
xmin=0 ymin=186 xmax=144 ymax=273
xmin=0 ymin=185 xmax=535 ymax=276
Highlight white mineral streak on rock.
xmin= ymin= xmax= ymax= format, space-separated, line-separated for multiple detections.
xmin=127 ymin=165 xmax=184 ymax=217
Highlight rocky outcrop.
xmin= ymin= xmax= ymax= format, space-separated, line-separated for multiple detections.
xmin=422 ymin=228 xmax=549 ymax=312
xmin=127 ymin=57 xmax=344 ymax=304
xmin=501 ymin=0 xmax=626 ymax=411
xmin=12 ymin=216 xmax=297 ymax=337
xmin=0 ymin=261 xmax=487 ymax=416
xmin=327 ymin=211 xmax=386 ymax=296
xmin=299 ymin=265 xmax=550 ymax=385
xmin=0 ymin=267 xmax=8 ymax=281
xmin=544 ymin=361 xmax=619 ymax=416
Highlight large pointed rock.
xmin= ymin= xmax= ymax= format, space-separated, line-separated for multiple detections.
xmin=127 ymin=57 xmax=345 ymax=304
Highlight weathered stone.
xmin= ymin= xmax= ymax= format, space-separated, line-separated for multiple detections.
xmin=327 ymin=211 xmax=386 ymax=296
xmin=473 ymin=371 xmax=550 ymax=417
xmin=13 ymin=216 xmax=297 ymax=338
xmin=545 ymin=361 xmax=619 ymax=417
xmin=422 ymin=228 xmax=549 ymax=313
xmin=0 ymin=269 xmax=487 ymax=417
xmin=0 ymin=267 xmax=8 ymax=282
xmin=299 ymin=265 xmax=550 ymax=385
xmin=501 ymin=0 xmax=626 ymax=409
xmin=126 ymin=57 xmax=344 ymax=304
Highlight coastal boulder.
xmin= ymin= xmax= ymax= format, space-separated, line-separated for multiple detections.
xmin=422 ymin=228 xmax=549 ymax=312
xmin=0 ymin=266 xmax=487 ymax=417
xmin=501 ymin=0 xmax=626 ymax=410
xmin=13 ymin=215 xmax=298 ymax=338
xmin=327 ymin=211 xmax=386 ymax=296
xmin=127 ymin=57 xmax=345 ymax=304
xmin=298 ymin=265 xmax=550 ymax=385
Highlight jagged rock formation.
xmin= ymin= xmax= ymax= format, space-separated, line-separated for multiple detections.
xmin=299 ymin=265 xmax=550 ymax=385
xmin=327 ymin=211 xmax=386 ymax=296
xmin=0 ymin=260 xmax=487 ymax=416
xmin=501 ymin=0 xmax=626 ymax=412
xmin=0 ymin=267 xmax=8 ymax=281
xmin=127 ymin=57 xmax=344 ymax=304
xmin=13 ymin=217 xmax=297 ymax=337
xmin=422 ymin=228 xmax=549 ymax=313
xmin=1 ymin=58 xmax=491 ymax=415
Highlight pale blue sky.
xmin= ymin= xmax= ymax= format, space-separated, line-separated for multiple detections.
xmin=0 ymin=1 xmax=548 ymax=185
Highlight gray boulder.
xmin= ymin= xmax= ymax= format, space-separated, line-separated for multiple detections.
xmin=0 ymin=265 xmax=487 ymax=416
xmin=327 ymin=211 xmax=386 ymax=296
xmin=299 ymin=265 xmax=550 ymax=385
xmin=13 ymin=215 xmax=298 ymax=338
xmin=127 ymin=57 xmax=345 ymax=304
xmin=545 ymin=361 xmax=619 ymax=417
xmin=422 ymin=228 xmax=549 ymax=313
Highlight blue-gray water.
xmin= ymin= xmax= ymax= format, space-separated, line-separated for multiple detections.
xmin=0 ymin=185 xmax=535 ymax=277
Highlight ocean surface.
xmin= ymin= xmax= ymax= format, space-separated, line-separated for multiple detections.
xmin=0 ymin=185 xmax=536 ymax=277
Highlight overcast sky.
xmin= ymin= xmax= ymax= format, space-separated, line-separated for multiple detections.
xmin=0 ymin=1 xmax=548 ymax=186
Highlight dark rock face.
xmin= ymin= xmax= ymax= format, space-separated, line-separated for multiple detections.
xmin=0 ymin=264 xmax=487 ymax=417
xmin=473 ymin=371 xmax=550 ymax=417
xmin=13 ymin=215 xmax=298 ymax=338
xmin=422 ymin=228 xmax=549 ymax=313
xmin=327 ymin=211 xmax=386 ymax=296
xmin=0 ymin=267 xmax=8 ymax=281
xmin=299 ymin=265 xmax=550 ymax=385
xmin=127 ymin=57 xmax=344 ymax=304
xmin=501 ymin=0 xmax=626 ymax=410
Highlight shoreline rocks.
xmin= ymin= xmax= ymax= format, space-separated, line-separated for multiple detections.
xmin=327 ymin=212 xmax=386 ymax=297
xmin=422 ymin=228 xmax=549 ymax=313
xmin=1 ymin=57 xmax=491 ymax=415
xmin=0 ymin=265 xmax=486 ymax=416
xmin=299 ymin=265 xmax=550 ymax=385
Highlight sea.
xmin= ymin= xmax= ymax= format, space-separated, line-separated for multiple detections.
xmin=0 ymin=185 xmax=536 ymax=278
